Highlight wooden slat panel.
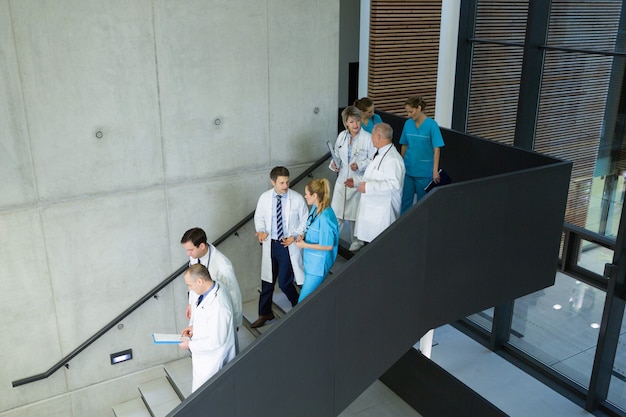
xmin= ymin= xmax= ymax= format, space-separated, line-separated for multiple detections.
xmin=467 ymin=43 xmax=523 ymax=147
xmin=368 ymin=0 xmax=621 ymax=230
xmin=465 ymin=1 xmax=528 ymax=149
xmin=367 ymin=0 xmax=441 ymax=117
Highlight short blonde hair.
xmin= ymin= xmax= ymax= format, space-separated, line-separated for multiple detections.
xmin=341 ymin=106 xmax=362 ymax=125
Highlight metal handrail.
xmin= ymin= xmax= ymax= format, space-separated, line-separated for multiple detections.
xmin=12 ymin=153 xmax=331 ymax=388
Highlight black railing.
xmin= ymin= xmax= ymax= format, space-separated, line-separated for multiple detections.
xmin=12 ymin=263 xmax=188 ymax=387
xmin=11 ymin=153 xmax=332 ymax=388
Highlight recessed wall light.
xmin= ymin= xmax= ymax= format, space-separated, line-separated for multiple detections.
xmin=110 ymin=349 xmax=133 ymax=365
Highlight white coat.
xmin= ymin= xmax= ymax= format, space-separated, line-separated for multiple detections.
xmin=188 ymin=244 xmax=243 ymax=329
xmin=188 ymin=282 xmax=236 ymax=392
xmin=330 ymin=129 xmax=375 ymax=221
xmin=254 ymin=188 xmax=308 ymax=285
xmin=354 ymin=143 xmax=406 ymax=243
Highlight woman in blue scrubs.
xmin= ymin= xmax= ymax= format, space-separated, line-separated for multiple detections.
xmin=295 ymin=178 xmax=340 ymax=301
xmin=354 ymin=97 xmax=382 ymax=134
xmin=400 ymin=96 xmax=445 ymax=214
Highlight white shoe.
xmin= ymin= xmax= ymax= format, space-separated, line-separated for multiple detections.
xmin=349 ymin=241 xmax=364 ymax=252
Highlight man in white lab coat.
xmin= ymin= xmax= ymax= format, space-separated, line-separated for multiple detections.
xmin=346 ymin=123 xmax=405 ymax=243
xmin=180 ymin=264 xmax=236 ymax=392
xmin=251 ymin=166 xmax=308 ymax=328
xmin=181 ymin=227 xmax=243 ymax=351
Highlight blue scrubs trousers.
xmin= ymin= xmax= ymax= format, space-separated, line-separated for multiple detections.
xmin=401 ymin=175 xmax=431 ymax=214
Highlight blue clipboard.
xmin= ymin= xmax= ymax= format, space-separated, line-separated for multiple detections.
xmin=424 ymin=169 xmax=452 ymax=193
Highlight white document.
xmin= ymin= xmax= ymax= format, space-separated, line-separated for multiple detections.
xmin=152 ymin=333 xmax=188 ymax=344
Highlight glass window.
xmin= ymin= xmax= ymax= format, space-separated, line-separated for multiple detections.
xmin=475 ymin=1 xmax=528 ymax=41
xmin=606 ymin=308 xmax=626 ymax=410
xmin=463 ymin=0 xmax=626 ymax=410
xmin=467 ymin=307 xmax=494 ymax=332
xmin=578 ymin=241 xmax=614 ymax=278
xmin=510 ymin=272 xmax=606 ymax=389
xmin=586 ymin=174 xmax=624 ymax=239
xmin=534 ymin=50 xmax=615 ymax=231
xmin=466 ymin=45 xmax=523 ymax=146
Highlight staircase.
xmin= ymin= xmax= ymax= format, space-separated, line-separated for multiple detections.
xmin=112 ymin=360 xmax=187 ymax=417
xmin=112 ymin=248 xmax=350 ymax=416
xmin=112 ymin=327 xmax=246 ymax=417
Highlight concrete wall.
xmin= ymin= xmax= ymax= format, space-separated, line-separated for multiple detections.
xmin=338 ymin=0 xmax=360 ymax=106
xmin=0 ymin=0 xmax=339 ymax=416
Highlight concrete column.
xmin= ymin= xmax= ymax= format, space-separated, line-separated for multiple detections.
xmin=358 ymin=0 xmax=370 ymax=98
xmin=434 ymin=0 xmax=461 ymax=129
xmin=421 ymin=0 xmax=461 ymax=357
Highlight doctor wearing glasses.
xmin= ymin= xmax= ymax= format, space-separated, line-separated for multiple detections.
xmin=295 ymin=178 xmax=339 ymax=301
xmin=345 ymin=122 xmax=405 ymax=244
xmin=329 ymin=106 xmax=375 ymax=252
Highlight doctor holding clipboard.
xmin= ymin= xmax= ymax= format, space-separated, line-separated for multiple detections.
xmin=328 ymin=106 xmax=375 ymax=252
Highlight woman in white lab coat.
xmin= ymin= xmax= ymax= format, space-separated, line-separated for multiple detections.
xmin=329 ymin=106 xmax=375 ymax=252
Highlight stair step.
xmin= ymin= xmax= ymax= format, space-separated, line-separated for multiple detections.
xmin=162 ymin=326 xmax=256 ymax=401
xmin=272 ymin=289 xmax=293 ymax=314
xmin=164 ymin=357 xmax=192 ymax=399
xmin=138 ymin=376 xmax=181 ymax=417
xmin=242 ymin=299 xmax=279 ymax=334
xmin=238 ymin=325 xmax=257 ymax=351
xmin=112 ymin=398 xmax=151 ymax=417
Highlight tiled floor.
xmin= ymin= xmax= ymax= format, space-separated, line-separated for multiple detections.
xmin=338 ymin=380 xmax=423 ymax=417
xmin=429 ymin=325 xmax=595 ymax=417
xmin=337 ymin=324 xmax=595 ymax=417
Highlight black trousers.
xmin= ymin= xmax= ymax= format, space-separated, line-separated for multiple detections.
xmin=258 ymin=240 xmax=300 ymax=315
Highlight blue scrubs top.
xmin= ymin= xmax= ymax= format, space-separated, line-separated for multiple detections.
xmin=303 ymin=206 xmax=339 ymax=277
xmin=399 ymin=117 xmax=445 ymax=177
xmin=361 ymin=113 xmax=383 ymax=134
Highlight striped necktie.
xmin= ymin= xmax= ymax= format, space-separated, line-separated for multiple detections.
xmin=276 ymin=195 xmax=284 ymax=240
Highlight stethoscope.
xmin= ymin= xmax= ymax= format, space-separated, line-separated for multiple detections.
xmin=306 ymin=209 xmax=321 ymax=230
xmin=373 ymin=144 xmax=393 ymax=170
xmin=303 ymin=209 xmax=320 ymax=240
xmin=337 ymin=129 xmax=365 ymax=161
xmin=193 ymin=244 xmax=212 ymax=267
xmin=196 ymin=282 xmax=220 ymax=309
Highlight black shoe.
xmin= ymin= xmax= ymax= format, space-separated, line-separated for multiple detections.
xmin=250 ymin=312 xmax=275 ymax=328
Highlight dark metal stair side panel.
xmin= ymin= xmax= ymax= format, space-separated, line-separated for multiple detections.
xmin=415 ymin=162 xmax=573 ymax=329
xmin=168 ymin=136 xmax=572 ymax=417
xmin=169 ymin=291 xmax=338 ymax=417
